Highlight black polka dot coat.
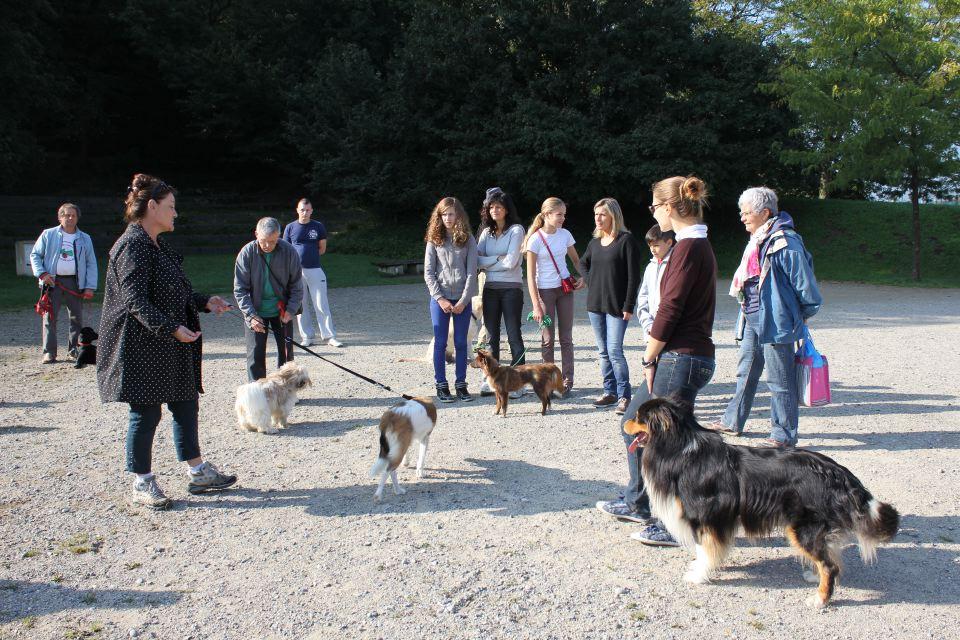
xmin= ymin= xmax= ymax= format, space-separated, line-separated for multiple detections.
xmin=97 ymin=223 xmax=211 ymax=404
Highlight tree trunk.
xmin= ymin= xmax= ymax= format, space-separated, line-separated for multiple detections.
xmin=910 ymin=172 xmax=921 ymax=281
xmin=818 ymin=168 xmax=829 ymax=200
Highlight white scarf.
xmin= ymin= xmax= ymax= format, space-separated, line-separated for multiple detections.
xmin=674 ymin=224 xmax=708 ymax=241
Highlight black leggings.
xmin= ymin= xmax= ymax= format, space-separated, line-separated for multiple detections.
xmin=482 ymin=287 xmax=525 ymax=365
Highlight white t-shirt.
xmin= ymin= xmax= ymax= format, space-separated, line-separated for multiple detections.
xmin=526 ymin=228 xmax=575 ymax=289
xmin=56 ymin=232 xmax=78 ymax=276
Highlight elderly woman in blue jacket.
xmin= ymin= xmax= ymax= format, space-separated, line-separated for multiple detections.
xmin=706 ymin=187 xmax=822 ymax=447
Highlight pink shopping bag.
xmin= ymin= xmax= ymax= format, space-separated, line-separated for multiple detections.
xmin=795 ymin=326 xmax=831 ymax=407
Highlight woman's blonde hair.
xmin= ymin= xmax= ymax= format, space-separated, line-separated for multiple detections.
xmin=652 ymin=176 xmax=709 ymax=223
xmin=592 ymin=197 xmax=628 ymax=238
xmin=425 ymin=196 xmax=471 ymax=247
xmin=523 ymin=197 xmax=566 ymax=250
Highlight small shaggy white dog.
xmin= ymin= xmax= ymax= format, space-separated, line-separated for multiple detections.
xmin=369 ymin=397 xmax=437 ymax=500
xmin=235 ymin=362 xmax=312 ymax=434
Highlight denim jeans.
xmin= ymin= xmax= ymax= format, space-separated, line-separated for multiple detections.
xmin=721 ymin=312 xmax=800 ymax=445
xmin=482 ymin=287 xmax=525 ymax=365
xmin=587 ymin=312 xmax=630 ymax=399
xmin=618 ymin=351 xmax=715 ymax=512
xmin=430 ymin=298 xmax=473 ymax=385
xmin=245 ymin=315 xmax=294 ymax=382
xmin=126 ymin=399 xmax=201 ymax=474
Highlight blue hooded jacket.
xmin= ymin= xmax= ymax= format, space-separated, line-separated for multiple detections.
xmin=736 ymin=212 xmax=822 ymax=344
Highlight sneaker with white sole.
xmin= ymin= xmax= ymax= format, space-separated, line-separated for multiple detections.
xmin=479 ymin=380 xmax=494 ymax=397
xmin=131 ymin=476 xmax=172 ymax=511
xmin=631 ymin=522 xmax=680 ymax=547
xmin=327 ymin=338 xmax=343 ymax=348
xmin=508 ymin=388 xmax=525 ymax=399
xmin=595 ymin=499 xmax=652 ymax=524
xmin=187 ymin=462 xmax=238 ymax=494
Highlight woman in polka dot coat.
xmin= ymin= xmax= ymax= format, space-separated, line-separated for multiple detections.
xmin=97 ymin=174 xmax=237 ymax=511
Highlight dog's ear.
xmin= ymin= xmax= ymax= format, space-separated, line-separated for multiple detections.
xmin=635 ymin=398 xmax=677 ymax=434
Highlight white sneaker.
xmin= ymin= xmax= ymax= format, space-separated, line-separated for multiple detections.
xmin=509 ymin=388 xmax=525 ymax=399
xmin=479 ymin=380 xmax=494 ymax=397
xmin=327 ymin=338 xmax=343 ymax=348
xmin=131 ymin=476 xmax=172 ymax=511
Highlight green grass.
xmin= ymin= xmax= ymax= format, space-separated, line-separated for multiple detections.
xmin=182 ymin=253 xmax=422 ymax=298
xmin=714 ymin=197 xmax=960 ymax=288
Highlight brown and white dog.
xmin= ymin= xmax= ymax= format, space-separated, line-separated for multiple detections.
xmin=235 ymin=362 xmax=312 ymax=434
xmin=369 ymin=397 xmax=438 ymax=500
xmin=470 ymin=349 xmax=563 ymax=416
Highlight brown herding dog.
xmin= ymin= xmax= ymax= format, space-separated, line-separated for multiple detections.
xmin=470 ymin=349 xmax=563 ymax=417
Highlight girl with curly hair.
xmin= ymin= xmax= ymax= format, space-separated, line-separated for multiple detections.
xmin=423 ymin=197 xmax=478 ymax=402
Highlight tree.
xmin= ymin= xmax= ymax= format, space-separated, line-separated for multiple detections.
xmin=773 ymin=0 xmax=960 ymax=280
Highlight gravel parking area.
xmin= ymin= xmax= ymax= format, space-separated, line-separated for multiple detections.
xmin=1 ymin=281 xmax=958 ymax=639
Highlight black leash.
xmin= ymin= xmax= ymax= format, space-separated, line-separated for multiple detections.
xmin=222 ymin=307 xmax=413 ymax=400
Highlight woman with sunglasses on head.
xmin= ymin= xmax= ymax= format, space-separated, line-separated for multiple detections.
xmin=596 ymin=176 xmax=716 ymax=548
xmin=97 ymin=174 xmax=236 ymax=511
xmin=523 ymin=197 xmax=585 ymax=398
xmin=424 ymin=196 xmax=479 ymax=403
xmin=475 ymin=187 xmax=526 ymax=398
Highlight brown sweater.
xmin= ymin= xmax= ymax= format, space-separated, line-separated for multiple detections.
xmin=649 ymin=237 xmax=717 ymax=358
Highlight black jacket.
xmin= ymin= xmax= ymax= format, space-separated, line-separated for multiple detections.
xmin=97 ymin=223 xmax=210 ymax=404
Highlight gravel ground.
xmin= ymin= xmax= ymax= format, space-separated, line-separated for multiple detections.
xmin=1 ymin=280 xmax=958 ymax=640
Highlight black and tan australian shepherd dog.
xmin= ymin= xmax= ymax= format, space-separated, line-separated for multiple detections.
xmin=624 ymin=397 xmax=900 ymax=608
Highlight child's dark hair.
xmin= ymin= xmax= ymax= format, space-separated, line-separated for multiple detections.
xmin=645 ymin=224 xmax=675 ymax=245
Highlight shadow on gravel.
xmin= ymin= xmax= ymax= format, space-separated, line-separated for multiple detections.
xmin=0 ymin=400 xmax=60 ymax=409
xmin=0 ymin=425 xmax=58 ymax=436
xmin=716 ymin=541 xmax=960 ymax=606
xmin=0 ymin=580 xmax=182 ymax=619
xmin=184 ymin=457 xmax=617 ymax=518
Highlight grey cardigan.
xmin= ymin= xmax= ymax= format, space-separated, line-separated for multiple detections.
xmin=234 ymin=239 xmax=304 ymax=322
xmin=424 ymin=236 xmax=478 ymax=307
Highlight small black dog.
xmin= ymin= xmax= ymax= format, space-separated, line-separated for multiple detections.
xmin=75 ymin=327 xmax=98 ymax=369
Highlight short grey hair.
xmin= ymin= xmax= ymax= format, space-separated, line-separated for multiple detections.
xmin=255 ymin=217 xmax=281 ymax=236
xmin=738 ymin=187 xmax=778 ymax=216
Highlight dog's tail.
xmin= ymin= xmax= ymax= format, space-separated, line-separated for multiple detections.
xmin=551 ymin=367 xmax=564 ymax=393
xmin=855 ymin=497 xmax=900 ymax=564
xmin=369 ymin=429 xmax=391 ymax=477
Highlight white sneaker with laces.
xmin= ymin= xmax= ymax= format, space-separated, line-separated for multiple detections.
xmin=327 ymin=338 xmax=343 ymax=348
xmin=131 ymin=476 xmax=172 ymax=510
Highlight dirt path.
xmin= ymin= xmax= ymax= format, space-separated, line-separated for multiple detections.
xmin=1 ymin=281 xmax=958 ymax=639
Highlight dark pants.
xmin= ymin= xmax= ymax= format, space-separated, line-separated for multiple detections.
xmin=482 ymin=286 xmax=525 ymax=365
xmin=42 ymin=275 xmax=83 ymax=359
xmin=619 ymin=352 xmax=716 ymax=513
xmin=126 ymin=399 xmax=201 ymax=474
xmin=245 ymin=316 xmax=294 ymax=382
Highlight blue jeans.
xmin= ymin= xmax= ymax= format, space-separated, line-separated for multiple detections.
xmin=721 ymin=313 xmax=799 ymax=445
xmin=587 ymin=312 xmax=630 ymax=399
xmin=430 ymin=298 xmax=473 ymax=386
xmin=618 ymin=352 xmax=715 ymax=512
xmin=126 ymin=399 xmax=201 ymax=474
